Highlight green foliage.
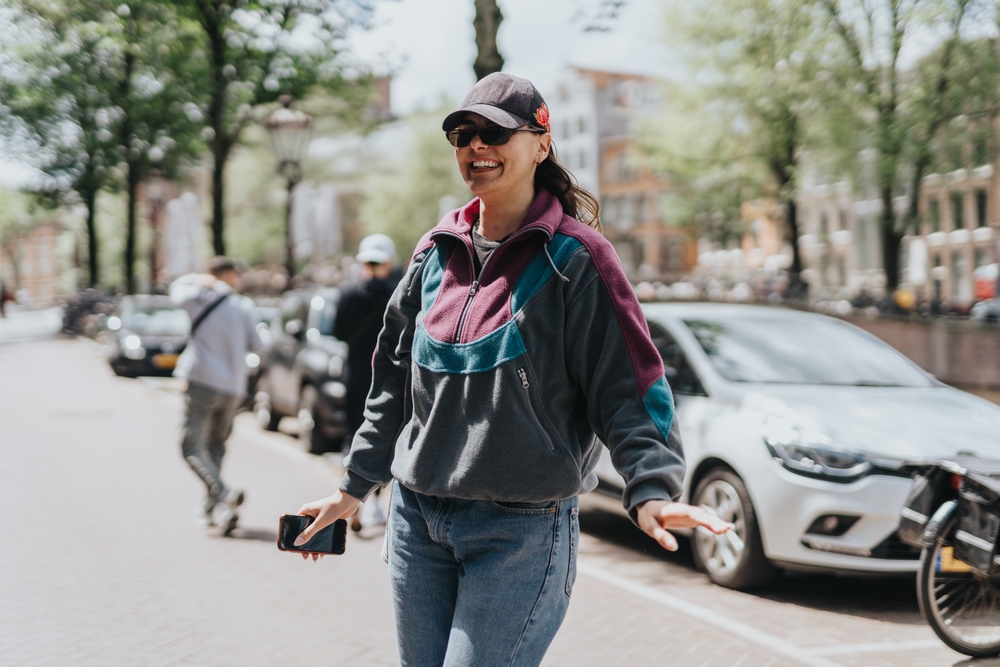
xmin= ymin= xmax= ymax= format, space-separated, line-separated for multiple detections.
xmin=359 ymin=110 xmax=472 ymax=259
xmin=643 ymin=0 xmax=835 ymax=255
xmin=166 ymin=0 xmax=379 ymax=254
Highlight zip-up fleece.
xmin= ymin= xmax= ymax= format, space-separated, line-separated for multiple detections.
xmin=340 ymin=190 xmax=685 ymax=521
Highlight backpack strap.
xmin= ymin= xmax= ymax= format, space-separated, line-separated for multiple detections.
xmin=189 ymin=293 xmax=229 ymax=339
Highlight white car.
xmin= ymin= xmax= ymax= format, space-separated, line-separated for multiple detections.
xmin=592 ymin=303 xmax=1000 ymax=589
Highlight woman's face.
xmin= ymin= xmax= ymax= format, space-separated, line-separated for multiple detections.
xmin=453 ymin=113 xmax=551 ymax=200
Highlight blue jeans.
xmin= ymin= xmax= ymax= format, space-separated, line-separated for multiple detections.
xmin=388 ymin=482 xmax=580 ymax=667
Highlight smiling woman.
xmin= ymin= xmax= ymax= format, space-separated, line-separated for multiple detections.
xmin=291 ymin=73 xmax=730 ymax=667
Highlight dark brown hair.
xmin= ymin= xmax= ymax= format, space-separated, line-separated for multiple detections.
xmin=535 ymin=145 xmax=602 ymax=231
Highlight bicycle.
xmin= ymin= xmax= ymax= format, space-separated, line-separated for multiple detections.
xmin=900 ymin=455 xmax=1000 ymax=657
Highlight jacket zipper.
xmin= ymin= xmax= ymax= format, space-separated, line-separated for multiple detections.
xmin=435 ymin=225 xmax=551 ymax=344
xmin=517 ymin=366 xmax=556 ymax=451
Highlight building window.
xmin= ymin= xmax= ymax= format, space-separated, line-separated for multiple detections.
xmin=976 ymin=248 xmax=989 ymax=268
xmin=579 ymin=149 xmax=586 ymax=170
xmin=953 ymin=250 xmax=969 ymax=300
xmin=837 ymin=255 xmax=846 ymax=285
xmin=976 ymin=190 xmax=988 ymax=228
xmin=952 ymin=192 xmax=965 ymax=230
xmin=819 ymin=211 xmax=829 ymax=241
xmin=838 ymin=206 xmax=846 ymax=231
xmin=928 ymin=197 xmax=940 ymax=233
xmin=635 ymin=195 xmax=646 ymax=222
xmin=561 ymin=120 xmax=570 ymax=140
xmin=602 ymin=198 xmax=618 ymax=226
xmin=578 ymin=117 xmax=586 ymax=134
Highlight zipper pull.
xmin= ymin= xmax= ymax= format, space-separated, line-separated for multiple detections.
xmin=518 ymin=368 xmax=529 ymax=389
xmin=469 ymin=281 xmax=479 ymax=297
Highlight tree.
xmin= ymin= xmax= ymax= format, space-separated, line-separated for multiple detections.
xmin=473 ymin=0 xmax=504 ymax=80
xmin=168 ymin=0 xmax=376 ymax=256
xmin=819 ymin=0 xmax=999 ymax=290
xmin=0 ymin=1 xmax=118 ymax=286
xmin=644 ymin=0 xmax=832 ymax=293
xmin=100 ymin=0 xmax=204 ymax=293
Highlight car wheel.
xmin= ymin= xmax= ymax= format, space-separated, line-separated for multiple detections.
xmin=691 ymin=468 xmax=776 ymax=590
xmin=298 ymin=385 xmax=332 ymax=455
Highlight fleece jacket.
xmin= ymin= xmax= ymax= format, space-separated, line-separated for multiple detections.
xmin=339 ymin=190 xmax=685 ymax=522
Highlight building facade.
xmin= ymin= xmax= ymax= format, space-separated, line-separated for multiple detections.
xmin=547 ymin=67 xmax=695 ymax=281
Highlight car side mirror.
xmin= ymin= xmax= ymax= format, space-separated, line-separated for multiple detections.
xmin=285 ymin=319 xmax=304 ymax=339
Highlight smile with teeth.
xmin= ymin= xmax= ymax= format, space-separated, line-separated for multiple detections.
xmin=471 ymin=160 xmax=500 ymax=169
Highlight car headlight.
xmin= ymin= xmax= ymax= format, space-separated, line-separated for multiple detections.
xmin=124 ymin=335 xmax=142 ymax=350
xmin=327 ymin=355 xmax=344 ymax=377
xmin=246 ymin=353 xmax=261 ymax=369
xmin=762 ymin=417 xmax=871 ymax=482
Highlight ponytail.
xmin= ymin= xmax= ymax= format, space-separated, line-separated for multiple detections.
xmin=534 ymin=145 xmax=602 ymax=231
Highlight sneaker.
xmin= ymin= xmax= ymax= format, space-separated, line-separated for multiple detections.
xmin=213 ymin=503 xmax=239 ymax=536
xmin=221 ymin=488 xmax=245 ymax=508
xmin=195 ymin=497 xmax=217 ymax=528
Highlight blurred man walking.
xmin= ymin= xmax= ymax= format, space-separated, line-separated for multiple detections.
xmin=334 ymin=234 xmax=399 ymax=530
xmin=170 ymin=257 xmax=265 ymax=534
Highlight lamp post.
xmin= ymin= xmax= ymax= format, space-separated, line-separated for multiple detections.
xmin=144 ymin=170 xmax=169 ymax=292
xmin=264 ymin=95 xmax=312 ymax=280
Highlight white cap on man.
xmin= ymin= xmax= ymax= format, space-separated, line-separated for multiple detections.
xmin=356 ymin=233 xmax=396 ymax=265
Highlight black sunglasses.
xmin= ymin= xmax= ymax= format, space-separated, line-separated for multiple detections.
xmin=445 ymin=126 xmax=545 ymax=148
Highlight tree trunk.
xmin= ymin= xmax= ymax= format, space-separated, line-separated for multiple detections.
xmin=880 ymin=185 xmax=900 ymax=291
xmin=473 ymin=0 xmax=504 ymax=80
xmin=85 ymin=188 xmax=99 ymax=286
xmin=125 ymin=161 xmax=139 ymax=294
xmin=211 ymin=144 xmax=226 ymax=256
xmin=786 ymin=197 xmax=803 ymax=275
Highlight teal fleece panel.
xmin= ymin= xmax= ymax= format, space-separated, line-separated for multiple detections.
xmin=511 ymin=234 xmax=582 ymax=312
xmin=412 ymin=321 xmax=526 ymax=374
xmin=421 ymin=243 xmax=447 ymax=313
xmin=641 ymin=375 xmax=675 ymax=442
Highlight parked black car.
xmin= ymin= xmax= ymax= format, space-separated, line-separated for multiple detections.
xmin=255 ymin=289 xmax=349 ymax=454
xmin=104 ymin=295 xmax=189 ymax=377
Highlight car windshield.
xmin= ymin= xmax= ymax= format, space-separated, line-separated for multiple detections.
xmin=683 ymin=314 xmax=934 ymax=387
xmin=122 ymin=306 xmax=190 ymax=336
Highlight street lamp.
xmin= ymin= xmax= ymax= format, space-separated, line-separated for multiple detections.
xmin=264 ymin=95 xmax=312 ymax=280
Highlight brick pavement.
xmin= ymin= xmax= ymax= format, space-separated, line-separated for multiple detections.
xmin=0 ymin=338 xmax=970 ymax=666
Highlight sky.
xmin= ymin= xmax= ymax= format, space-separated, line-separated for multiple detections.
xmin=0 ymin=0 xmax=671 ymax=187
xmin=347 ymin=0 xmax=672 ymax=115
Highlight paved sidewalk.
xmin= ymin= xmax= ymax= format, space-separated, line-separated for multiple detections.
xmin=0 ymin=338 xmax=967 ymax=666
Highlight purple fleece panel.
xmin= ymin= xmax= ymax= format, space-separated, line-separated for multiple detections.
xmin=460 ymin=235 xmax=540 ymax=341
xmin=558 ymin=216 xmax=665 ymax=397
xmin=420 ymin=200 xmax=479 ymax=341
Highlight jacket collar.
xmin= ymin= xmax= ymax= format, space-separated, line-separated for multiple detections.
xmin=431 ymin=190 xmax=564 ymax=243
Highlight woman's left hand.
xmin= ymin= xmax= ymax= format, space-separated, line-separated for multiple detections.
xmin=636 ymin=500 xmax=733 ymax=552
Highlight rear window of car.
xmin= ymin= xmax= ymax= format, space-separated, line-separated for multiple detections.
xmin=683 ymin=315 xmax=934 ymax=387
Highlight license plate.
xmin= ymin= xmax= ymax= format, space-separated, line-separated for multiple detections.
xmin=938 ymin=546 xmax=973 ymax=573
xmin=152 ymin=353 xmax=179 ymax=369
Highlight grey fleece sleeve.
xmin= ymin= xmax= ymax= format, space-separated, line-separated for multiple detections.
xmin=338 ymin=255 xmax=425 ymax=501
xmin=564 ymin=267 xmax=686 ymax=524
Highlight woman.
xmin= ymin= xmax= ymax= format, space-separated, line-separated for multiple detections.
xmin=293 ymin=73 xmax=731 ymax=667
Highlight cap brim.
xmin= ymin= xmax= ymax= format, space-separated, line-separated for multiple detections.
xmin=442 ymin=104 xmax=529 ymax=131
xmin=356 ymin=250 xmax=392 ymax=264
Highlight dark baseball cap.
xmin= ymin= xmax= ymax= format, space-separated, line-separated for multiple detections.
xmin=442 ymin=73 xmax=551 ymax=134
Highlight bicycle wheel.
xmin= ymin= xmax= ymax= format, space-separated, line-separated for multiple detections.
xmin=918 ymin=537 xmax=1000 ymax=657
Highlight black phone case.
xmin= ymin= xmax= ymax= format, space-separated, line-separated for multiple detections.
xmin=277 ymin=515 xmax=347 ymax=555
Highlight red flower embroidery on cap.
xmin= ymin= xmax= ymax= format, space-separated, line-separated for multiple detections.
xmin=534 ymin=103 xmax=550 ymax=133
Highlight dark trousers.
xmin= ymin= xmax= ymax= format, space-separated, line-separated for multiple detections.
xmin=181 ymin=382 xmax=243 ymax=502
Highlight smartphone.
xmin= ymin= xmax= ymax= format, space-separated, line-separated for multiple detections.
xmin=277 ymin=514 xmax=347 ymax=555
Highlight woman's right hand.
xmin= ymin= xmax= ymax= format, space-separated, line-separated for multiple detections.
xmin=295 ymin=490 xmax=362 ymax=561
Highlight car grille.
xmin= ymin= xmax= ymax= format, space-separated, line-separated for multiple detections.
xmin=869 ymin=530 xmax=922 ymax=560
